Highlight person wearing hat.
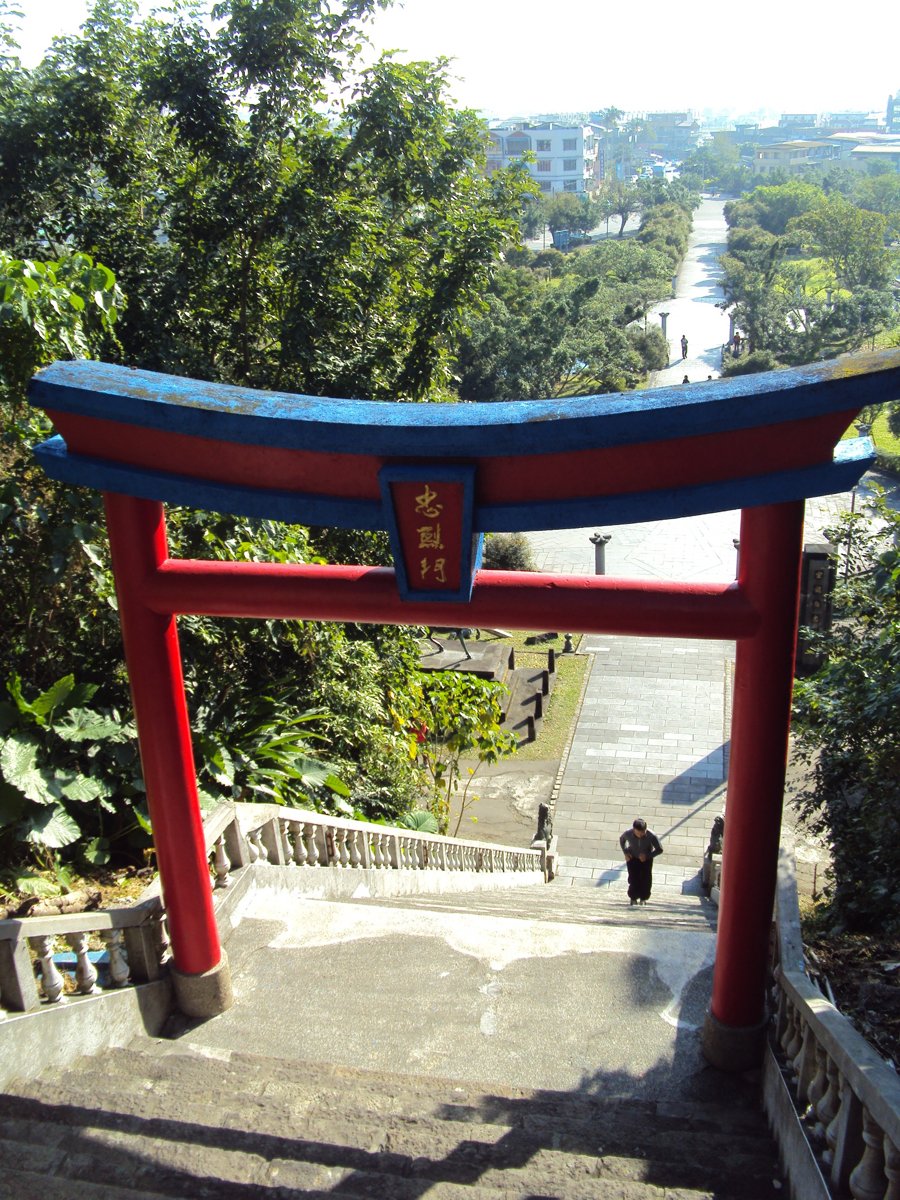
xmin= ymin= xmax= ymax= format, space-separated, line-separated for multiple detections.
xmin=619 ymin=818 xmax=664 ymax=905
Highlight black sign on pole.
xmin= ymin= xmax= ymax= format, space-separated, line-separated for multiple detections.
xmin=796 ymin=542 xmax=837 ymax=675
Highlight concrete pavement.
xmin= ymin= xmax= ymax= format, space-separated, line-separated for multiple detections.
xmin=520 ymin=196 xmax=876 ymax=893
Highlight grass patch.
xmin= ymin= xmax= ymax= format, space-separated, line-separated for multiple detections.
xmin=873 ymin=408 xmax=900 ymax=455
xmin=515 ymin=651 xmax=589 ymax=761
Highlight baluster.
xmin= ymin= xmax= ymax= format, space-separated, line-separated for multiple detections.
xmin=825 ymin=1070 xmax=844 ymax=1165
xmin=304 ymin=824 xmax=320 ymax=866
xmin=247 ymin=828 xmax=268 ymax=863
xmin=773 ymin=968 xmax=790 ymax=1046
xmin=884 ymin=1136 xmax=900 ymax=1200
xmin=212 ymin=834 xmax=232 ymax=888
xmin=805 ymin=1040 xmax=828 ymax=1125
xmin=371 ymin=832 xmax=384 ymax=869
xmin=794 ymin=1022 xmax=816 ymax=1104
xmin=280 ymin=819 xmax=294 ymax=864
xmin=288 ymin=822 xmax=307 ymax=866
xmin=102 ymin=930 xmax=131 ymax=988
xmin=849 ymin=1105 xmax=888 ymax=1200
xmin=386 ymin=833 xmax=399 ymax=869
xmin=30 ymin=936 xmax=65 ymax=1003
xmin=153 ymin=913 xmax=171 ymax=966
xmin=66 ymin=932 xmax=98 ymax=995
xmin=782 ymin=1001 xmax=802 ymax=1070
xmin=346 ymin=830 xmax=361 ymax=868
xmin=817 ymin=1053 xmax=841 ymax=1156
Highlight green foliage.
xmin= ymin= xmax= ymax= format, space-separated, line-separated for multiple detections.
xmin=792 ymin=492 xmax=900 ymax=933
xmin=627 ymin=325 xmax=669 ymax=371
xmin=481 ymin=533 xmax=537 ymax=572
xmin=0 ymin=251 xmax=123 ymax=406
xmin=725 ymin=180 xmax=825 ymax=236
xmin=679 ymin=138 xmax=751 ymax=195
xmin=193 ymin=689 xmax=348 ymax=811
xmin=788 ymin=197 xmax=891 ymax=291
xmin=636 ymin=201 xmax=691 ymax=273
xmin=721 ymin=349 xmax=779 ymax=377
xmin=396 ymin=809 xmax=439 ymax=833
xmin=0 ymin=2 xmax=531 ymax=401
xmin=402 ymin=670 xmax=517 ymax=835
xmin=453 ymin=196 xmax=694 ymax=401
xmin=0 ymin=673 xmax=143 ymax=868
xmin=0 ymin=1 xmax=547 ymax=884
xmin=720 ymin=178 xmax=900 ymax=366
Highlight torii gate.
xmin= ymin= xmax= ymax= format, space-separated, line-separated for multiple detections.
xmin=28 ymin=350 xmax=900 ymax=1070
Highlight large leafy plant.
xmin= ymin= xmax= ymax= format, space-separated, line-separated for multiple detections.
xmin=0 ymin=672 xmax=143 ymax=870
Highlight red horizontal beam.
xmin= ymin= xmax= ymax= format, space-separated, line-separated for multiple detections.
xmin=146 ymin=560 xmax=759 ymax=641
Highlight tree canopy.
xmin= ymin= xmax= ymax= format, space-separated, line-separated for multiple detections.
xmin=0 ymin=0 xmax=539 ymax=878
xmin=0 ymin=0 xmax=531 ymax=401
xmin=719 ymin=179 xmax=900 ymax=372
xmin=792 ymin=494 xmax=900 ymax=935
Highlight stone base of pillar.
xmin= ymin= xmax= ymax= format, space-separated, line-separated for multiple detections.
xmin=701 ymin=1009 xmax=767 ymax=1071
xmin=171 ymin=951 xmax=234 ymax=1018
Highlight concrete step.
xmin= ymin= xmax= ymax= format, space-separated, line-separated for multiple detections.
xmin=0 ymin=1043 xmax=782 ymax=1199
xmin=339 ymin=883 xmax=716 ymax=931
xmin=500 ymin=663 xmax=555 ymax=745
xmin=419 ymin=639 xmax=515 ymax=684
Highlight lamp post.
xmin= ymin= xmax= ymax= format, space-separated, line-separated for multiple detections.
xmin=659 ymin=311 xmax=670 ymax=339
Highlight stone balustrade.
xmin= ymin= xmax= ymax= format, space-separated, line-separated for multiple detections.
xmin=0 ymin=899 xmax=168 ymax=1017
xmin=212 ymin=801 xmax=548 ymax=887
xmin=770 ymin=848 xmax=900 ymax=1200
xmin=0 ymin=801 xmax=547 ymax=1018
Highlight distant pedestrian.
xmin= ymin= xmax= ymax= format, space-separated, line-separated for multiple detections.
xmin=680 ymin=334 xmax=688 ymax=360
xmin=707 ymin=374 xmax=713 ymax=380
xmin=732 ymin=331 xmax=742 ymax=356
xmin=619 ymin=818 xmax=664 ymax=905
xmin=682 ymin=375 xmax=690 ymax=384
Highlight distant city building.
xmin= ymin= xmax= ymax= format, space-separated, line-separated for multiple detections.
xmin=754 ymin=139 xmax=846 ymax=176
xmin=753 ymin=130 xmax=900 ymax=176
xmin=641 ymin=112 xmax=702 ymax=159
xmin=486 ymin=122 xmax=603 ymax=194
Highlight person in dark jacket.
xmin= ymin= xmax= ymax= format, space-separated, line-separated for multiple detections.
xmin=619 ymin=818 xmax=663 ymax=905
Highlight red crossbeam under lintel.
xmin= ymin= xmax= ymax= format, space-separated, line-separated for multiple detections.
xmin=145 ymin=560 xmax=760 ymax=641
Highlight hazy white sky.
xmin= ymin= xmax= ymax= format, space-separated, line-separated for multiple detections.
xmin=11 ymin=0 xmax=899 ymax=122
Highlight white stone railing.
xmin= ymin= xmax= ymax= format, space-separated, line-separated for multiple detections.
xmin=0 ymin=897 xmax=167 ymax=1017
xmin=0 ymin=801 xmax=548 ymax=1017
xmin=770 ymin=848 xmax=900 ymax=1199
xmin=209 ymin=801 xmax=549 ymax=887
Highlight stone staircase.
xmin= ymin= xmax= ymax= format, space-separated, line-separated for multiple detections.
xmin=418 ymin=637 xmax=557 ymax=745
xmin=0 ymin=1042 xmax=780 ymax=1199
xmin=0 ymin=876 xmax=785 ymax=1198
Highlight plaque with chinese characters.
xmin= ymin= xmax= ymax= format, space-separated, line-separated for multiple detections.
xmin=379 ymin=465 xmax=482 ymax=602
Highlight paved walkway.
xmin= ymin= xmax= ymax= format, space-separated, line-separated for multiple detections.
xmin=523 ymin=197 xmax=885 ymax=893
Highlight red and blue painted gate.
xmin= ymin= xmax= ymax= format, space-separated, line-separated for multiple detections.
xmin=28 ymin=349 xmax=900 ymax=1066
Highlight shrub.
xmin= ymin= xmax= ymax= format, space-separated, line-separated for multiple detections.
xmin=481 ymin=533 xmax=537 ymax=572
xmin=721 ymin=349 xmax=779 ymax=377
xmin=627 ymin=326 xmax=669 ymax=372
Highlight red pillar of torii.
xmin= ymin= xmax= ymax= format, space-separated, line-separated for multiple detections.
xmin=28 ymin=351 xmax=900 ymax=1061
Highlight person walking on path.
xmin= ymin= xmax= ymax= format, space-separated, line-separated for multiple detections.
xmin=680 ymin=333 xmax=688 ymax=360
xmin=619 ymin=818 xmax=664 ymax=905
